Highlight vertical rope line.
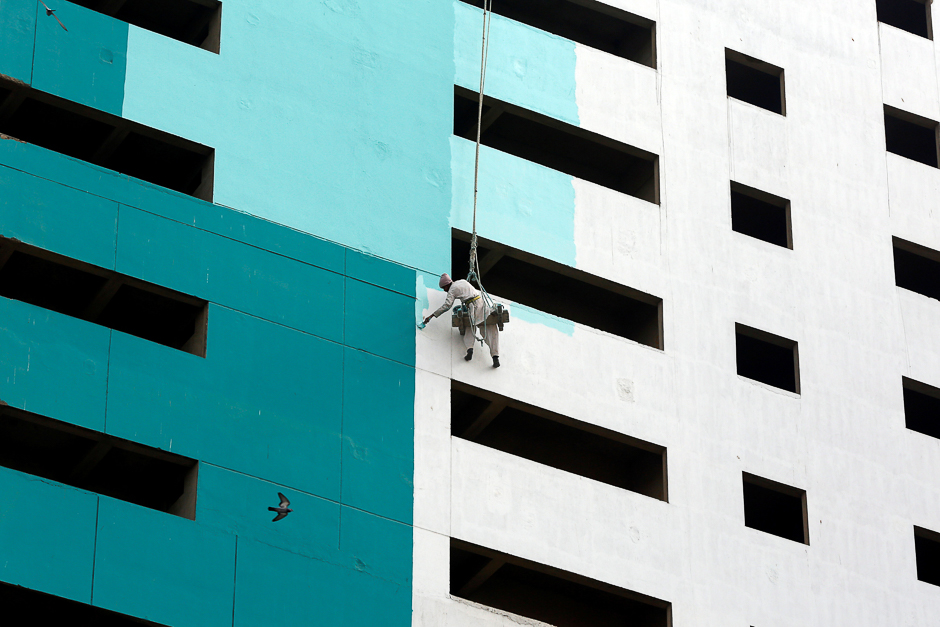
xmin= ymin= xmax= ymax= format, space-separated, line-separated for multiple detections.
xmin=470 ymin=0 xmax=492 ymax=290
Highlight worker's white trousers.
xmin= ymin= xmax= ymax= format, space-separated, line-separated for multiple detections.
xmin=464 ymin=299 xmax=499 ymax=357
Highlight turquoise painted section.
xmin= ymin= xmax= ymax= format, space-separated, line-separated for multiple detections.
xmin=0 ymin=298 xmax=110 ymax=430
xmin=0 ymin=165 xmax=118 ymax=269
xmin=346 ymin=249 xmax=416 ymax=298
xmin=339 ymin=505 xmax=412 ymax=585
xmin=512 ymin=303 xmax=576 ymax=336
xmin=0 ymin=466 xmax=97 ymax=602
xmin=0 ymin=0 xmax=36 ymax=84
xmin=415 ymin=271 xmax=433 ymax=324
xmin=345 ymin=277 xmax=416 ymax=366
xmin=450 ymin=136 xmax=576 ymax=267
xmin=115 ymin=207 xmax=345 ymax=343
xmin=196 ymin=463 xmax=342 ymax=564
xmin=234 ymin=534 xmax=409 ymax=627
xmin=122 ymin=0 xmax=456 ymax=273
xmin=106 ymin=305 xmax=345 ymax=500
xmin=93 ymin=497 xmax=236 ymax=627
xmin=454 ymin=0 xmax=579 ymax=125
xmin=32 ymin=1 xmax=127 ymax=115
xmin=342 ymin=348 xmax=414 ymax=525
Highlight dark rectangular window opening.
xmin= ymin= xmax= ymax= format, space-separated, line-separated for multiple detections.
xmin=0 ymin=406 xmax=198 ymax=519
xmin=70 ymin=0 xmax=222 ymax=53
xmin=0 ymin=79 xmax=214 ymax=200
xmin=454 ymin=86 xmax=659 ymax=204
xmin=458 ymin=0 xmax=655 ymax=67
xmin=0 ymin=581 xmax=168 ymax=626
xmin=893 ymin=236 xmax=940 ymax=300
xmin=915 ymin=526 xmax=940 ymax=586
xmin=451 ymin=539 xmax=671 ymax=627
xmin=453 ymin=231 xmax=664 ymax=349
xmin=452 ymin=381 xmax=667 ymax=500
xmin=877 ymin=0 xmax=932 ymax=39
xmin=884 ymin=105 xmax=939 ymax=168
xmin=903 ymin=377 xmax=940 ymax=439
xmin=735 ymin=323 xmax=800 ymax=394
xmin=730 ymin=182 xmax=792 ymax=249
xmin=742 ymin=473 xmax=808 ymax=544
xmin=725 ymin=49 xmax=785 ymax=115
xmin=0 ymin=237 xmax=209 ymax=357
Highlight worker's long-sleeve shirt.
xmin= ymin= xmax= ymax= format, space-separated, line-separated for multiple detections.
xmin=433 ymin=279 xmax=480 ymax=318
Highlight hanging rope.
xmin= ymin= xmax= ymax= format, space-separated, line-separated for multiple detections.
xmin=468 ymin=0 xmax=495 ymax=314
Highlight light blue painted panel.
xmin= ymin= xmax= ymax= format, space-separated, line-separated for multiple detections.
xmin=0 ymin=0 xmax=36 ymax=84
xmin=32 ymin=1 xmax=127 ymax=115
xmin=451 ymin=136 xmax=576 ymax=267
xmin=106 ymin=305 xmax=344 ymax=500
xmin=342 ymin=348 xmax=413 ymax=525
xmin=93 ymin=497 xmax=235 ymax=627
xmin=115 ymin=207 xmax=345 ymax=343
xmin=0 ymin=466 xmax=97 ymax=602
xmin=345 ymin=278 xmax=415 ymax=366
xmin=0 ymin=165 xmax=118 ymax=269
xmin=123 ymin=0 xmax=455 ymax=274
xmin=0 ymin=298 xmax=109 ymax=431
xmin=346 ymin=249 xmax=416 ymax=297
xmin=339 ymin=505 xmax=412 ymax=586
xmin=454 ymin=0 xmax=579 ymax=125
xmin=196 ymin=463 xmax=342 ymax=563
xmin=234 ymin=537 xmax=409 ymax=627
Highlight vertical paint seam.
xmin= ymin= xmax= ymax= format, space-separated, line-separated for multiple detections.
xmin=29 ymin=0 xmax=39 ymax=85
xmin=230 ymin=536 xmax=238 ymax=627
xmin=103 ymin=332 xmax=112 ymax=433
xmin=89 ymin=497 xmax=100 ymax=605
xmin=337 ymin=340 xmax=346 ymax=551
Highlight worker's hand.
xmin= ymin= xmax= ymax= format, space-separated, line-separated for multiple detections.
xmin=423 ymin=315 xmax=433 ymax=325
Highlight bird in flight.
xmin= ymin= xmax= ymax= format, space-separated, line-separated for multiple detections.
xmin=39 ymin=1 xmax=68 ymax=31
xmin=268 ymin=492 xmax=292 ymax=522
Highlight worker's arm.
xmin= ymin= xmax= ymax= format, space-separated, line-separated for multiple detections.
xmin=424 ymin=290 xmax=456 ymax=324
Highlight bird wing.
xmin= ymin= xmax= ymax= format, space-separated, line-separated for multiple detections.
xmin=272 ymin=512 xmax=288 ymax=522
xmin=278 ymin=492 xmax=290 ymax=507
xmin=52 ymin=13 xmax=68 ymax=31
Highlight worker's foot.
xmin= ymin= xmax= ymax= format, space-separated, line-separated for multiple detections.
xmin=464 ymin=348 xmax=473 ymax=362
xmin=492 ymin=356 xmax=500 ymax=368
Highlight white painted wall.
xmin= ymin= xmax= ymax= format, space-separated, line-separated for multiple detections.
xmin=415 ymin=0 xmax=940 ymax=625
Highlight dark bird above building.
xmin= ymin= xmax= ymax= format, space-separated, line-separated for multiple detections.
xmin=39 ymin=1 xmax=68 ymax=31
xmin=268 ymin=492 xmax=292 ymax=522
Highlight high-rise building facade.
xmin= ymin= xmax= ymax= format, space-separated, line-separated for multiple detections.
xmin=2 ymin=0 xmax=940 ymax=625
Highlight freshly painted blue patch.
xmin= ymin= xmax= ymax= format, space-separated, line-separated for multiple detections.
xmin=454 ymin=0 xmax=579 ymax=125
xmin=93 ymin=497 xmax=236 ymax=627
xmin=122 ymin=0 xmax=456 ymax=273
xmin=0 ymin=466 xmax=97 ymax=603
xmin=0 ymin=298 xmax=110 ymax=431
xmin=0 ymin=0 xmax=37 ymax=84
xmin=450 ymin=136 xmax=576 ymax=267
xmin=0 ymin=165 xmax=119 ymax=269
xmin=414 ymin=271 xmax=433 ymax=324
xmin=512 ymin=303 xmax=575 ymax=336
xmin=32 ymin=1 xmax=127 ymax=115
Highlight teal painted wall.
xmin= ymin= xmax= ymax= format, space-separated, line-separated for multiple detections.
xmin=0 ymin=137 xmax=415 ymax=626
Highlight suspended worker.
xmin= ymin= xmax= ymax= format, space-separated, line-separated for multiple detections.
xmin=423 ymin=273 xmax=500 ymax=368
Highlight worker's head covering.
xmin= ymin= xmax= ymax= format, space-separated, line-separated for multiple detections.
xmin=439 ymin=273 xmax=453 ymax=289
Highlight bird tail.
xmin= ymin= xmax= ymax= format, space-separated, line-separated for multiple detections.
xmin=268 ymin=507 xmax=278 ymax=512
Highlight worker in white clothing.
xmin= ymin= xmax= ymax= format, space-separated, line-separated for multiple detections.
xmin=423 ymin=273 xmax=500 ymax=368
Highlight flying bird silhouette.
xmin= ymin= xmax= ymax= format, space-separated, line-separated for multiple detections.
xmin=39 ymin=1 xmax=68 ymax=31
xmin=268 ymin=492 xmax=292 ymax=522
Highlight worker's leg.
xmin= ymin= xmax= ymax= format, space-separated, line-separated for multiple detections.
xmin=480 ymin=322 xmax=499 ymax=357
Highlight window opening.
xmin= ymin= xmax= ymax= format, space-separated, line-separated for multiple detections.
xmin=0 ymin=406 xmax=198 ymax=519
xmin=915 ymin=526 xmax=940 ymax=587
xmin=0 ymin=582 xmax=169 ymax=625
xmin=0 ymin=237 xmax=208 ymax=357
xmin=458 ymin=0 xmax=655 ymax=67
xmin=893 ymin=237 xmax=940 ymax=300
xmin=725 ymin=49 xmax=785 ymax=115
xmin=0 ymin=79 xmax=214 ymax=200
xmin=735 ymin=323 xmax=800 ymax=393
xmin=453 ymin=231 xmax=663 ymax=348
xmin=451 ymin=539 xmax=671 ymax=627
xmin=877 ymin=0 xmax=932 ymax=39
xmin=742 ymin=473 xmax=808 ymax=544
xmin=902 ymin=377 xmax=940 ymax=440
xmin=730 ymin=182 xmax=792 ymax=249
xmin=454 ymin=86 xmax=659 ymax=203
xmin=452 ymin=381 xmax=667 ymax=500
xmin=884 ymin=105 xmax=939 ymax=168
xmin=69 ymin=0 xmax=222 ymax=52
